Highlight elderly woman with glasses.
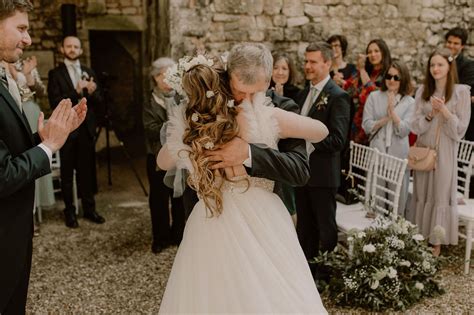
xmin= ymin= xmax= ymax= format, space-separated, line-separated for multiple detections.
xmin=143 ymin=57 xmax=185 ymax=254
xmin=362 ymin=60 xmax=415 ymax=217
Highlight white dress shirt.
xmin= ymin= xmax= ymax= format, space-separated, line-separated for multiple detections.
xmin=301 ymin=75 xmax=331 ymax=117
xmin=64 ymin=59 xmax=81 ymax=88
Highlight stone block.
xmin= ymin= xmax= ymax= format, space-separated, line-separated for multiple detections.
xmin=381 ymin=4 xmax=398 ymax=18
xmin=286 ymin=16 xmax=309 ymax=27
xmin=122 ymin=7 xmax=138 ymax=15
xmin=399 ymin=0 xmax=422 ymax=18
xmin=87 ymin=0 xmax=107 ymax=15
xmin=420 ymin=8 xmax=444 ymax=22
xmin=328 ymin=5 xmax=346 ymax=17
xmin=263 ymin=0 xmax=283 ymax=15
xmin=249 ymin=30 xmax=266 ymax=41
xmin=282 ymin=0 xmax=304 ymax=17
xmin=265 ymin=28 xmax=285 ymax=41
xmin=273 ymin=15 xmax=287 ymax=27
xmin=284 ymin=28 xmax=302 ymax=41
xmin=304 ymin=4 xmax=327 ymax=17
xmin=301 ymin=23 xmax=323 ymax=42
xmin=225 ymin=30 xmax=249 ymax=41
xmin=214 ymin=0 xmax=263 ymax=15
xmin=239 ymin=16 xmax=257 ymax=29
xmin=224 ymin=21 xmax=240 ymax=31
xmin=257 ymin=15 xmax=274 ymax=29
xmin=213 ymin=14 xmax=240 ymax=22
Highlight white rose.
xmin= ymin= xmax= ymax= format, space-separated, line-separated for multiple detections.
xmin=370 ymin=279 xmax=379 ymax=290
xmin=422 ymin=261 xmax=431 ymax=270
xmin=357 ymin=232 xmax=366 ymax=238
xmin=399 ymin=260 xmax=411 ymax=267
xmin=387 ymin=267 xmax=397 ymax=279
xmin=206 ymin=90 xmax=215 ymax=98
xmin=412 ymin=234 xmax=424 ymax=241
xmin=363 ymin=244 xmax=376 ymax=253
xmin=415 ymin=282 xmax=424 ymax=290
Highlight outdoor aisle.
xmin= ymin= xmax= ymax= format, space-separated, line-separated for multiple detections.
xmin=26 ymin=148 xmax=473 ymax=313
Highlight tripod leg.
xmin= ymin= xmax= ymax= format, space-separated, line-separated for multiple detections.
xmin=106 ymin=123 xmax=112 ymax=185
xmin=119 ymin=141 xmax=148 ymax=197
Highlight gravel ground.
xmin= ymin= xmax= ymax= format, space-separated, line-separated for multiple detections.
xmin=26 ymin=151 xmax=474 ymax=314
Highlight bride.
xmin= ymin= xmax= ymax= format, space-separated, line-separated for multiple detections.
xmin=157 ymin=56 xmax=328 ymax=314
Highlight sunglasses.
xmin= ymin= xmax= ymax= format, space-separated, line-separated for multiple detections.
xmin=385 ymin=74 xmax=401 ymax=81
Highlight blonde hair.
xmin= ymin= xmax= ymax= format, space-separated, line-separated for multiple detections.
xmin=181 ymin=64 xmax=240 ymax=216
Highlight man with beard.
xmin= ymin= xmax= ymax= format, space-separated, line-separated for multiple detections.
xmin=48 ymin=36 xmax=105 ymax=228
xmin=0 ymin=1 xmax=87 ymax=312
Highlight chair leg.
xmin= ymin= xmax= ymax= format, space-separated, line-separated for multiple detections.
xmin=465 ymin=220 xmax=473 ymax=275
xmin=73 ymin=170 xmax=79 ymax=215
xmin=36 ymin=205 xmax=42 ymax=223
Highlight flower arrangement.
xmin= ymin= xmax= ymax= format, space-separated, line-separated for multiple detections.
xmin=164 ymin=54 xmax=214 ymax=96
xmin=315 ymin=91 xmax=329 ymax=111
xmin=315 ymin=216 xmax=444 ymax=311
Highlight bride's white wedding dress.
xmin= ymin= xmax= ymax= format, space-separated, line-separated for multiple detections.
xmin=159 ymin=93 xmax=327 ymax=314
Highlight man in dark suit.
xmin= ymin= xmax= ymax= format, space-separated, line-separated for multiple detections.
xmin=445 ymin=27 xmax=474 ymax=197
xmin=0 ymin=1 xmax=87 ymax=313
xmin=445 ymin=27 xmax=474 ymax=140
xmin=294 ymin=42 xmax=350 ymax=277
xmin=186 ymin=43 xmax=310 ymax=215
xmin=48 ymin=35 xmax=105 ymax=228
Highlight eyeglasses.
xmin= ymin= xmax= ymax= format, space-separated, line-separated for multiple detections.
xmin=385 ymin=74 xmax=401 ymax=81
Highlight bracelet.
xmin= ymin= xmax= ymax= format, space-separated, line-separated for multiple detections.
xmin=425 ymin=115 xmax=433 ymax=122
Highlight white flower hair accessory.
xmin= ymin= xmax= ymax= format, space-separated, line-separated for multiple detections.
xmin=447 ymin=55 xmax=454 ymax=63
xmin=206 ymin=90 xmax=215 ymax=98
xmin=164 ymin=54 xmax=215 ymax=96
xmin=203 ymin=141 xmax=214 ymax=150
xmin=191 ymin=112 xmax=199 ymax=122
xmin=226 ymin=99 xmax=235 ymax=108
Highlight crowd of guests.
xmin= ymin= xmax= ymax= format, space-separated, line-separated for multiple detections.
xmin=145 ymin=26 xmax=473 ymax=266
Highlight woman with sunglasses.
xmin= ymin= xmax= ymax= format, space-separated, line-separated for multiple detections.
xmin=362 ymin=60 xmax=415 ymax=217
xmin=344 ymin=39 xmax=392 ymax=145
xmin=410 ymin=48 xmax=470 ymax=256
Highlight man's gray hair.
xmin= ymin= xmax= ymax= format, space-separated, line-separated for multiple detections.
xmin=0 ymin=0 xmax=33 ymax=21
xmin=306 ymin=42 xmax=334 ymax=62
xmin=150 ymin=57 xmax=175 ymax=82
xmin=227 ymin=43 xmax=273 ymax=84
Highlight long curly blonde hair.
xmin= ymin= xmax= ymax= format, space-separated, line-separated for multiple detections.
xmin=181 ymin=63 xmax=240 ymax=216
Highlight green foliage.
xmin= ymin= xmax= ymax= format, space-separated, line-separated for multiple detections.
xmin=315 ymin=216 xmax=445 ymax=311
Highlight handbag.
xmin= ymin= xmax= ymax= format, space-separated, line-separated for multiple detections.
xmin=408 ymin=120 xmax=441 ymax=171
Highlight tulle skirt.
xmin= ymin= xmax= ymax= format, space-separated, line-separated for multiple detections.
xmin=159 ymin=183 xmax=327 ymax=314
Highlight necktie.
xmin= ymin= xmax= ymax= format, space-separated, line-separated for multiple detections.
xmin=310 ymin=86 xmax=318 ymax=105
xmin=70 ymin=64 xmax=81 ymax=87
xmin=6 ymin=74 xmax=23 ymax=111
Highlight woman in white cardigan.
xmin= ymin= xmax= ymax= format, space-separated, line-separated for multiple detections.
xmin=362 ymin=60 xmax=415 ymax=217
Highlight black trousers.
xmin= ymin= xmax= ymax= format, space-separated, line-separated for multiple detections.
xmin=60 ymin=127 xmax=97 ymax=214
xmin=2 ymin=238 xmax=32 ymax=315
xmin=295 ymin=186 xmax=338 ymax=261
xmin=146 ymin=155 xmax=185 ymax=245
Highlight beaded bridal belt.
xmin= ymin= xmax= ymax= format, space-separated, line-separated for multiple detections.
xmin=220 ymin=175 xmax=275 ymax=193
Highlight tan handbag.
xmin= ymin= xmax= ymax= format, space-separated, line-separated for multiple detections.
xmin=408 ymin=120 xmax=441 ymax=171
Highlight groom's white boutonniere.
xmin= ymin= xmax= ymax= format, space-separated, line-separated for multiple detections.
xmin=315 ymin=91 xmax=329 ymax=111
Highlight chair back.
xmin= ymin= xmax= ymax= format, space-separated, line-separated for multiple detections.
xmin=371 ymin=150 xmax=408 ymax=219
xmin=457 ymin=139 xmax=474 ymax=199
xmin=347 ymin=141 xmax=376 ymax=209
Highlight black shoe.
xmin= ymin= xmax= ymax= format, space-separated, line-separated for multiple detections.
xmin=64 ymin=210 xmax=79 ymax=228
xmin=83 ymin=210 xmax=105 ymax=224
xmin=151 ymin=243 xmax=165 ymax=254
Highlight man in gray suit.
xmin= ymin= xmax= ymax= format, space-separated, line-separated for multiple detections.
xmin=0 ymin=1 xmax=87 ymax=313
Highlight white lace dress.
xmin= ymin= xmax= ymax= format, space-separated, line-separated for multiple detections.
xmin=159 ymin=93 xmax=327 ymax=314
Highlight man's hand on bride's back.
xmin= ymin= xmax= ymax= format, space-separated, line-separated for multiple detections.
xmin=205 ymin=137 xmax=249 ymax=169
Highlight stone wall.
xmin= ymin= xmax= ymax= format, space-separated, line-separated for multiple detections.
xmin=169 ymin=0 xmax=473 ymax=83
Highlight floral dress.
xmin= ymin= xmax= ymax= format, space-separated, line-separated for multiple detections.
xmin=344 ymin=68 xmax=383 ymax=145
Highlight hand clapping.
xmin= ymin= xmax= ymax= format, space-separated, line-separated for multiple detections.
xmin=37 ymin=98 xmax=88 ymax=152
